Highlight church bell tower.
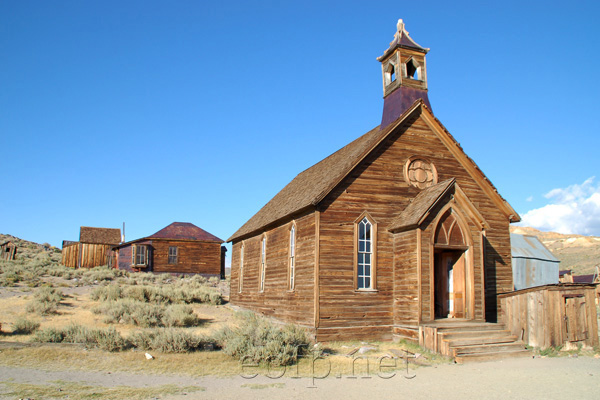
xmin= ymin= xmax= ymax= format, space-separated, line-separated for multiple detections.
xmin=378 ymin=19 xmax=431 ymax=129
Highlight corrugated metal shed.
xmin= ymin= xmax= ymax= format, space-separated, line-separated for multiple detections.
xmin=511 ymin=233 xmax=560 ymax=290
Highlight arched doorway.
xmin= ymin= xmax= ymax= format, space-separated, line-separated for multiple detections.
xmin=433 ymin=209 xmax=469 ymax=319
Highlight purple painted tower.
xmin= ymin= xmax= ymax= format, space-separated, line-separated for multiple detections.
xmin=377 ymin=20 xmax=431 ymax=129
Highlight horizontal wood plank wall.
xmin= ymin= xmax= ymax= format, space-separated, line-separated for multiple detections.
xmin=393 ymin=230 xmax=419 ymax=326
xmin=230 ymin=211 xmax=315 ymax=328
xmin=316 ymin=111 xmax=512 ymax=340
xmin=152 ymin=240 xmax=221 ymax=276
xmin=408 ymin=113 xmax=513 ymax=321
xmin=116 ymin=245 xmax=134 ymax=272
xmin=115 ymin=240 xmax=152 ymax=272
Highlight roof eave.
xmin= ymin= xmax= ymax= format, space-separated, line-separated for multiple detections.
xmin=418 ymin=104 xmax=521 ymax=223
xmin=227 ymin=204 xmax=316 ymax=243
xmin=312 ymin=100 xmax=425 ymax=207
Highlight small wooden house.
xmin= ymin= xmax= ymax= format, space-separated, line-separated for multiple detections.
xmin=62 ymin=227 xmax=121 ymax=268
xmin=114 ymin=222 xmax=225 ymax=278
xmin=228 ymin=20 xmax=521 ymax=342
xmin=499 ymin=284 xmax=599 ymax=349
xmin=1 ymin=240 xmax=17 ymax=261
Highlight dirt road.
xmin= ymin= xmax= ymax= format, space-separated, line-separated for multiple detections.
xmin=1 ymin=356 xmax=599 ymax=399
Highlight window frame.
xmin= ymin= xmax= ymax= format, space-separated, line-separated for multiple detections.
xmin=259 ymin=235 xmax=267 ymax=292
xmin=288 ymin=222 xmax=296 ymax=291
xmin=168 ymin=246 xmax=178 ymax=265
xmin=353 ymin=212 xmax=377 ymax=291
xmin=132 ymin=244 xmax=148 ymax=266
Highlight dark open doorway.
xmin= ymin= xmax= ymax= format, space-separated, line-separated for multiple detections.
xmin=434 ymin=250 xmax=466 ymax=318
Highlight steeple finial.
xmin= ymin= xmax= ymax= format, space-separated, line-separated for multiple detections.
xmin=396 ymin=19 xmax=405 ymax=35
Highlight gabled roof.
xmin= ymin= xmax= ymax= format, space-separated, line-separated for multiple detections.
xmin=510 ymin=234 xmax=559 ymax=262
xmin=148 ymin=222 xmax=223 ymax=243
xmin=377 ymin=19 xmax=428 ymax=62
xmin=228 ymin=100 xmax=519 ymax=242
xmin=79 ymin=227 xmax=121 ymax=245
xmin=388 ymin=179 xmax=455 ymax=232
xmin=228 ymin=103 xmax=414 ymax=242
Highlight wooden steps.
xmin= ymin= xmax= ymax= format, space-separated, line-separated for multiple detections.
xmin=419 ymin=320 xmax=531 ymax=363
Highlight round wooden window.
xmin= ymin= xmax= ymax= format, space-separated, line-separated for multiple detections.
xmin=405 ymin=157 xmax=438 ymax=189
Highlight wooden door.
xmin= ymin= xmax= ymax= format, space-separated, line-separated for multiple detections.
xmin=435 ymin=251 xmax=465 ymax=318
xmin=563 ymin=296 xmax=588 ymax=342
xmin=452 ymin=254 xmax=465 ymax=318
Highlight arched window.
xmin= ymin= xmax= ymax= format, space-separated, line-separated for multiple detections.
xmin=259 ymin=236 xmax=266 ymax=292
xmin=238 ymin=243 xmax=244 ymax=293
xmin=289 ymin=224 xmax=296 ymax=291
xmin=384 ymin=62 xmax=396 ymax=86
xmin=405 ymin=58 xmax=421 ymax=80
xmin=355 ymin=213 xmax=377 ymax=290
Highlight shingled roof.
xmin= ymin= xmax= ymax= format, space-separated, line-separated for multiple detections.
xmin=79 ymin=227 xmax=121 ymax=245
xmin=148 ymin=222 xmax=223 ymax=243
xmin=228 ymin=100 xmax=518 ymax=242
xmin=388 ymin=179 xmax=455 ymax=232
xmin=227 ymin=104 xmax=410 ymax=242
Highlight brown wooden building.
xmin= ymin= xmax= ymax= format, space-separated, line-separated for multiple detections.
xmin=1 ymin=240 xmax=17 ymax=261
xmin=62 ymin=227 xmax=121 ymax=268
xmin=499 ymin=284 xmax=599 ymax=349
xmin=228 ymin=20 xmax=521 ymax=342
xmin=114 ymin=222 xmax=225 ymax=278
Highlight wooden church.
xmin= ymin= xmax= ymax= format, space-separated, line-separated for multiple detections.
xmin=228 ymin=20 xmax=520 ymax=343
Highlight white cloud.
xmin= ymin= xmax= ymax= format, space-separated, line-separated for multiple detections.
xmin=520 ymin=177 xmax=600 ymax=236
xmin=526 ymin=196 xmax=533 ymax=202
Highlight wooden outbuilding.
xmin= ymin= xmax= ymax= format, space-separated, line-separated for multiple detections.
xmin=228 ymin=20 xmax=521 ymax=343
xmin=114 ymin=222 xmax=225 ymax=278
xmin=499 ymin=284 xmax=599 ymax=349
xmin=62 ymin=227 xmax=121 ymax=268
xmin=1 ymin=240 xmax=17 ymax=261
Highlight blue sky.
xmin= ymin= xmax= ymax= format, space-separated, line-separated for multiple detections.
xmin=2 ymin=1 xmax=600 ymax=258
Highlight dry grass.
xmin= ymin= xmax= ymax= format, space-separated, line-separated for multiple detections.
xmin=0 ymin=380 xmax=204 ymax=400
xmin=0 ymin=344 xmax=243 ymax=376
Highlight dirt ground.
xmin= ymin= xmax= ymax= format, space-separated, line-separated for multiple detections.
xmin=1 ymin=356 xmax=599 ymax=399
xmin=2 ymin=277 xmax=599 ymax=399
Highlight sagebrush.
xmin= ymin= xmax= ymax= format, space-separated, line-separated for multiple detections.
xmin=214 ymin=312 xmax=312 ymax=366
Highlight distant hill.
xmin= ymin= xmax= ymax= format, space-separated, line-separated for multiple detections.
xmin=510 ymin=226 xmax=600 ymax=275
xmin=0 ymin=233 xmax=61 ymax=262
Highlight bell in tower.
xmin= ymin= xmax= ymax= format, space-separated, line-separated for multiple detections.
xmin=378 ymin=19 xmax=431 ymax=129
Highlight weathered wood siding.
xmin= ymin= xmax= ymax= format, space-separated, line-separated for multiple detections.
xmin=152 ymin=240 xmax=221 ymax=276
xmin=115 ymin=240 xmax=152 ymax=272
xmin=499 ymin=284 xmax=599 ymax=349
xmin=1 ymin=242 xmax=17 ymax=261
xmin=230 ymin=211 xmax=316 ymax=328
xmin=392 ymin=230 xmax=419 ymax=335
xmin=317 ymin=111 xmax=512 ymax=340
xmin=116 ymin=245 xmax=134 ymax=272
xmin=62 ymin=242 xmax=115 ymax=268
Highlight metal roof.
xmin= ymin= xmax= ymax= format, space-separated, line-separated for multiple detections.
xmin=510 ymin=234 xmax=559 ymax=262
